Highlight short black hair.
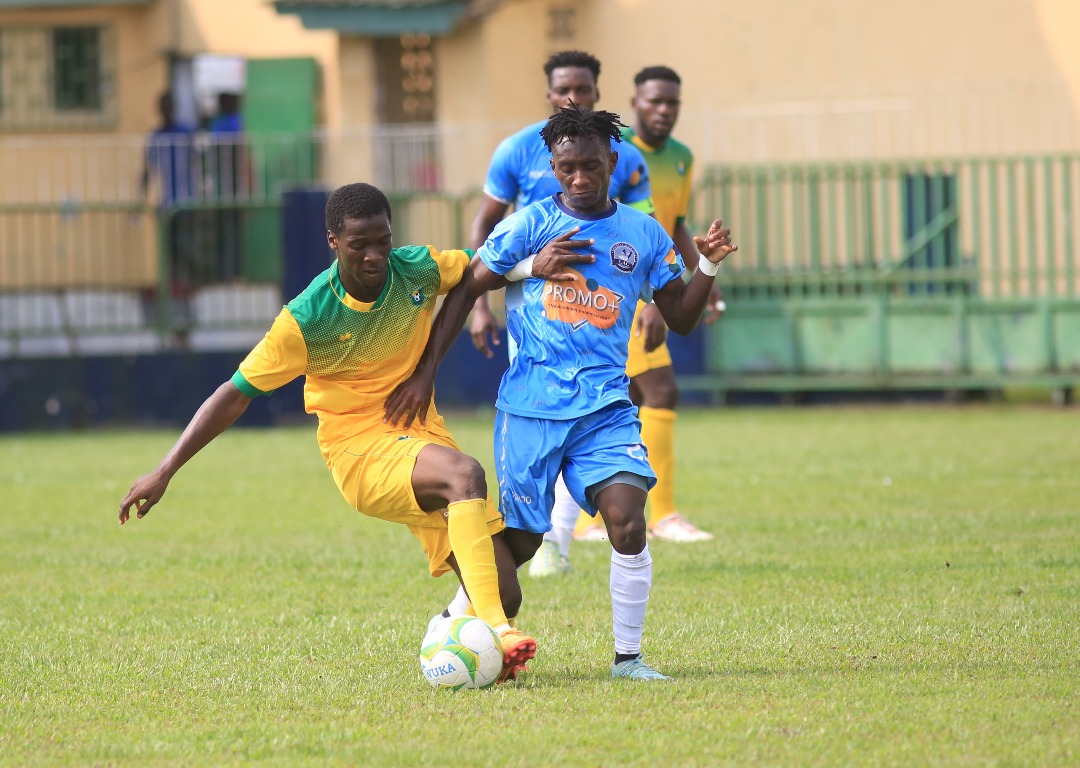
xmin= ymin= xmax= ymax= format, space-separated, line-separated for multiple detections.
xmin=325 ymin=183 xmax=392 ymax=234
xmin=543 ymin=50 xmax=601 ymax=85
xmin=634 ymin=66 xmax=681 ymax=87
xmin=539 ymin=103 xmax=625 ymax=152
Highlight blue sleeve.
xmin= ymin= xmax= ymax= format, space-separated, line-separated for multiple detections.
xmin=611 ymin=141 xmax=653 ymax=206
xmin=477 ymin=209 xmax=538 ymax=275
xmin=648 ymin=228 xmax=683 ymax=293
xmin=482 ymin=135 xmax=523 ymax=205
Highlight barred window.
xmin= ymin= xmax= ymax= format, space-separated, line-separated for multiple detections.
xmin=0 ymin=24 xmax=115 ymax=130
xmin=53 ymin=27 xmax=102 ymax=111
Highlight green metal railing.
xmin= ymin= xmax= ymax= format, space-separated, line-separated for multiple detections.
xmin=1 ymin=146 xmax=1078 ymax=395
xmin=682 ymin=155 xmax=1080 ymax=396
xmin=695 ymin=155 xmax=1080 ymax=302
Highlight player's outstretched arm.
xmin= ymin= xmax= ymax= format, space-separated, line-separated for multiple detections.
xmin=673 ymin=221 xmax=726 ymax=326
xmin=653 ymin=219 xmax=737 ymax=335
xmin=118 ymin=382 xmax=252 ymax=524
xmin=384 ymin=259 xmax=506 ymax=428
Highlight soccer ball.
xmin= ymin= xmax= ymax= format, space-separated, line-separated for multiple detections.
xmin=419 ymin=616 xmax=503 ymax=690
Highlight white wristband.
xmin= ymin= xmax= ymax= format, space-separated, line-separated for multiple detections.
xmin=505 ymin=254 xmax=536 ymax=282
xmin=697 ymin=253 xmax=720 ymax=277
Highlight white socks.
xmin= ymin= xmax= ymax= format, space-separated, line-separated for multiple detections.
xmin=549 ymin=473 xmax=581 ymax=557
xmin=447 ymin=585 xmax=471 ymax=617
xmin=610 ymin=543 xmax=652 ymax=656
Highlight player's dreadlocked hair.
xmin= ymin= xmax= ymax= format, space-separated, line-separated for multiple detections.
xmin=325 ymin=182 xmax=392 ymax=234
xmin=543 ymin=50 xmax=601 ymax=85
xmin=539 ymin=103 xmax=626 ymax=152
xmin=634 ymin=65 xmax=681 ymax=87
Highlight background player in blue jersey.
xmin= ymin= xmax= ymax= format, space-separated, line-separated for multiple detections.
xmin=386 ymin=106 xmax=736 ymax=681
xmin=467 ymin=49 xmax=654 ymax=357
xmin=466 ymin=49 xmax=655 ymax=576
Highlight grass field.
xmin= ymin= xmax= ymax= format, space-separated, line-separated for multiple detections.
xmin=1 ymin=404 xmax=1078 ymax=766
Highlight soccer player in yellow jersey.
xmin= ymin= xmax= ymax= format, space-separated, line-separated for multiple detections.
xmin=570 ymin=65 xmax=724 ymax=546
xmin=117 ymin=183 xmax=536 ymax=682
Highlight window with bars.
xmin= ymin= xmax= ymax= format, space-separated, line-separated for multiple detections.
xmin=53 ymin=27 xmax=102 ymax=111
xmin=372 ymin=34 xmax=441 ymax=192
xmin=0 ymin=24 xmax=115 ymax=130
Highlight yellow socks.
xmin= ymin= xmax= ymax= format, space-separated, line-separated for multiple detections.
xmin=446 ymin=498 xmax=507 ymax=630
xmin=639 ymin=406 xmax=677 ymax=524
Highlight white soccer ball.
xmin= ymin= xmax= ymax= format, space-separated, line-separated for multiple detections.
xmin=419 ymin=616 xmax=503 ymax=690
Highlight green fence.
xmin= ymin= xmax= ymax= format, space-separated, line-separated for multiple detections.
xmin=683 ymin=155 xmax=1080 ymax=398
xmin=1 ymin=142 xmax=1078 ymax=398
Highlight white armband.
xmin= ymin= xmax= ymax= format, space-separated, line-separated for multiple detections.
xmin=697 ymin=253 xmax=720 ymax=277
xmin=504 ymin=254 xmax=536 ymax=282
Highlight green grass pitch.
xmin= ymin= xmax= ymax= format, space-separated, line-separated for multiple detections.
xmin=1 ymin=404 xmax=1078 ymax=766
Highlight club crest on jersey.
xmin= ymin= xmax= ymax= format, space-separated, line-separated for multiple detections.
xmin=610 ymin=242 xmax=639 ymax=273
xmin=411 ymin=288 xmax=425 ymax=306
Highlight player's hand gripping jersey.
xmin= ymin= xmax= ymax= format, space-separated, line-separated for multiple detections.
xmin=478 ymin=195 xmax=684 ymax=420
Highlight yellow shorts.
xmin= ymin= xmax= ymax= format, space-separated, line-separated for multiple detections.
xmin=322 ymin=412 xmax=504 ymax=577
xmin=626 ymin=300 xmax=673 ymax=379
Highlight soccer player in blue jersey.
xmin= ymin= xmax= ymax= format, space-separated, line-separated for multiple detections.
xmin=386 ymin=106 xmax=736 ymax=681
xmin=119 ymin=183 xmax=536 ymax=683
xmin=467 ymin=49 xmax=654 ymax=576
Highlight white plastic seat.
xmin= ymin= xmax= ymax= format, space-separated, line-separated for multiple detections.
xmin=189 ymin=284 xmax=281 ymax=351
xmin=0 ymin=292 xmax=74 ymax=357
xmin=62 ymin=290 xmax=160 ymax=356
xmin=191 ymin=284 xmax=282 ymax=325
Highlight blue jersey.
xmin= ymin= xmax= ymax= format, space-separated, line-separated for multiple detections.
xmin=483 ymin=119 xmax=654 ymax=210
xmin=477 ymin=195 xmax=684 ymax=420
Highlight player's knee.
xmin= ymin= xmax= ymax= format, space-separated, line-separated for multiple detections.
xmin=443 ymin=453 xmax=488 ymax=501
xmin=635 ymin=370 xmax=679 ymax=409
xmin=644 ymin=380 xmax=679 ymax=409
xmin=607 ymin=514 xmax=648 ymax=555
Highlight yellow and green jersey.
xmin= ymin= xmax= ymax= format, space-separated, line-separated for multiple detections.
xmin=231 ymin=245 xmax=471 ymax=446
xmin=620 ymin=127 xmax=694 ymax=237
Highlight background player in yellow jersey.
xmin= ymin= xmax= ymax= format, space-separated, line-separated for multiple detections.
xmin=567 ymin=65 xmax=724 ymax=549
xmin=117 ymin=183 xmax=536 ymax=682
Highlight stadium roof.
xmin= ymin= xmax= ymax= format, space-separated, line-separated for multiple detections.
xmin=272 ymin=0 xmax=497 ymax=35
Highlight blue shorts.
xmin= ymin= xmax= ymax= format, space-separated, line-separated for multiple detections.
xmin=493 ymin=402 xmax=656 ymax=534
